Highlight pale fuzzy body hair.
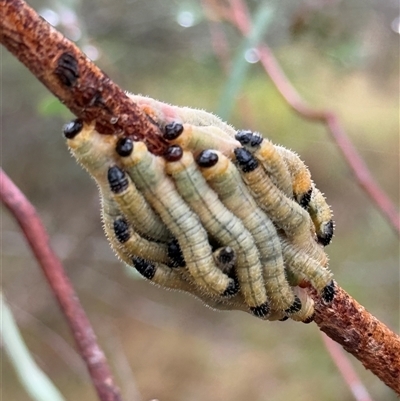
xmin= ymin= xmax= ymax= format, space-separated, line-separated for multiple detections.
xmin=65 ymin=96 xmax=335 ymax=322
xmin=280 ymin=235 xmax=333 ymax=294
xmin=165 ymin=151 xmax=269 ymax=313
xmin=66 ymin=123 xmax=172 ymax=264
xmin=118 ymin=142 xmax=236 ymax=297
xmin=199 ymin=150 xmax=296 ymax=313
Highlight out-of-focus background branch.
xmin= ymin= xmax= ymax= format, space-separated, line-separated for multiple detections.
xmin=2 ymin=0 xmax=398 ymax=400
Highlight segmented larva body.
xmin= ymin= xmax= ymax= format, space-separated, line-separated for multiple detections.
xmin=308 ymin=184 xmax=335 ymax=246
xmin=274 ymin=145 xmax=313 ymax=207
xmin=234 ymin=147 xmax=328 ymax=267
xmin=116 ymin=140 xmax=238 ymax=298
xmin=107 ymin=166 xmax=171 ymax=242
xmin=65 ymin=121 xmax=173 ymax=265
xmin=279 ymin=235 xmax=335 ymax=303
xmin=235 ymin=130 xmax=293 ymax=198
xmin=234 ymin=147 xmax=311 ymax=239
xmin=288 ymin=287 xmax=315 ymax=323
xmin=64 ymin=95 xmax=336 ymax=323
xmin=130 ymin=95 xmax=333 ymax=230
xmin=163 ymin=122 xmax=239 ymax=158
xmin=197 ymin=149 xmax=299 ymax=314
xmin=165 ymin=147 xmax=269 ymax=317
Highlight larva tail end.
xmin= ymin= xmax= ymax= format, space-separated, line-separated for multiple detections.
xmin=298 ymin=188 xmax=313 ymax=209
xmin=132 ymin=256 xmax=156 ymax=280
xmin=285 ymin=295 xmax=302 ymax=314
xmin=167 ymin=238 xmax=186 ymax=267
xmin=216 ymin=246 xmax=235 ymax=266
xmin=222 ymin=279 xmax=240 ymax=297
xmin=214 ymin=246 xmax=236 ymax=275
xmin=250 ymin=302 xmax=270 ymax=318
xmin=302 ymin=313 xmax=315 ymax=324
xmin=322 ymin=280 xmax=336 ymax=303
xmin=317 ymin=220 xmax=335 ymax=246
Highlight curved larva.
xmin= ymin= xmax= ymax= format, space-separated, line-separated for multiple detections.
xmin=197 ymin=150 xmax=299 ymax=313
xmin=288 ymin=287 xmax=315 ymax=323
xmin=279 ymin=235 xmax=335 ymax=303
xmin=308 ymin=184 xmax=335 ymax=246
xmin=163 ymin=122 xmax=239 ymax=158
xmin=65 ymin=120 xmax=119 ymax=186
xmin=165 ymin=150 xmax=269 ymax=317
xmin=275 ymin=146 xmax=313 ymax=208
xmin=234 ymin=147 xmax=328 ymax=266
xmin=235 ymin=131 xmax=293 ymax=198
xmin=66 ymin=121 xmax=171 ymax=244
xmin=65 ymin=121 xmax=171 ymax=265
xmin=117 ymin=140 xmax=238 ymax=298
xmin=234 ymin=147 xmax=310 ymax=238
xmin=107 ymin=166 xmax=171 ymax=242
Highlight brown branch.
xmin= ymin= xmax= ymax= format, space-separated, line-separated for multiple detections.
xmin=1 ymin=0 xmax=399 ymax=395
xmin=0 ymin=0 xmax=168 ymax=155
xmin=225 ymin=0 xmax=400 ymax=235
xmin=0 ymin=169 xmax=124 ymax=401
xmin=310 ymin=285 xmax=400 ymax=395
xmin=321 ymin=333 xmax=373 ymax=401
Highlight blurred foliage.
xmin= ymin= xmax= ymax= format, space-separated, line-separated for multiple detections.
xmin=2 ymin=1 xmax=399 ymax=401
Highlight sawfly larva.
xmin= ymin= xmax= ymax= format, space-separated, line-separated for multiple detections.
xmin=234 ymin=147 xmax=328 ymax=267
xmin=64 ymin=121 xmax=171 ymax=264
xmin=165 ymin=145 xmax=269 ymax=318
xmin=107 ymin=166 xmax=171 ymax=242
xmin=274 ymin=145 xmax=313 ymax=208
xmin=288 ymin=287 xmax=315 ymax=323
xmin=308 ymin=184 xmax=335 ymax=246
xmin=235 ymin=130 xmax=293 ymax=199
xmin=163 ymin=121 xmax=239 ymax=158
xmin=196 ymin=149 xmax=300 ymax=314
xmin=234 ymin=147 xmax=310 ymax=239
xmin=115 ymin=138 xmax=239 ymax=299
xmin=280 ymin=235 xmax=335 ymax=304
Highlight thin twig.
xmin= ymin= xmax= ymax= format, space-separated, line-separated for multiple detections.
xmin=310 ymin=284 xmax=400 ymax=394
xmin=226 ymin=0 xmax=400 ymax=235
xmin=0 ymin=169 xmax=124 ymax=401
xmin=321 ymin=333 xmax=374 ymax=401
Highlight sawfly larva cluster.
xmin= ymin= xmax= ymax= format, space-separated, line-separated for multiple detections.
xmin=64 ymin=94 xmax=335 ymax=323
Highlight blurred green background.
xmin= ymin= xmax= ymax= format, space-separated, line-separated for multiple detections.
xmin=2 ymin=0 xmax=399 ymax=400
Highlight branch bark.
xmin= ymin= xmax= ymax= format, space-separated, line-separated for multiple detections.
xmin=0 ymin=0 xmax=167 ymax=155
xmin=1 ymin=0 xmax=399 ymax=395
xmin=310 ymin=285 xmax=400 ymax=394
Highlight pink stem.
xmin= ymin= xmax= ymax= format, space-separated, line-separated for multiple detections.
xmin=0 ymin=169 xmax=124 ymax=401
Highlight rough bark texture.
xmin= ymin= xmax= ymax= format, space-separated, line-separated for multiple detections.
xmin=311 ymin=285 xmax=400 ymax=394
xmin=1 ymin=0 xmax=399 ymax=395
xmin=0 ymin=0 xmax=168 ymax=155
